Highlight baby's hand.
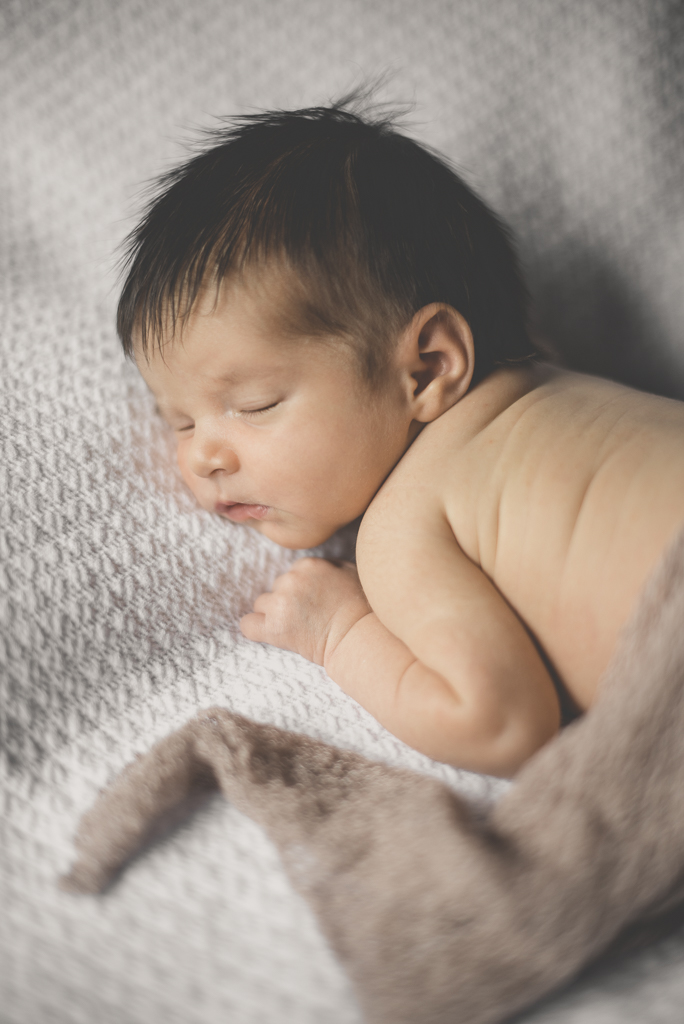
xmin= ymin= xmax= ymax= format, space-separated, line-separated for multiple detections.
xmin=240 ymin=558 xmax=371 ymax=667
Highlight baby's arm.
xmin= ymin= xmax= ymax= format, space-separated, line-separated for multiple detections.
xmin=241 ymin=520 xmax=559 ymax=777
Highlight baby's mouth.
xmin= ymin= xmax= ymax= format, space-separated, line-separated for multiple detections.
xmin=216 ymin=501 xmax=270 ymax=522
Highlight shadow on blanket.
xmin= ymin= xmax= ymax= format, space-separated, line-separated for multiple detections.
xmin=62 ymin=525 xmax=684 ymax=1024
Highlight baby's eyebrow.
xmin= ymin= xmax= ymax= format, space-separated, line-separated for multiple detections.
xmin=213 ymin=366 xmax=280 ymax=386
xmin=154 ymin=401 xmax=188 ymax=423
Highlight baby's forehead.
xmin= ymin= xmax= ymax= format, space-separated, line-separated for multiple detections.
xmin=134 ymin=266 xmax=375 ymax=403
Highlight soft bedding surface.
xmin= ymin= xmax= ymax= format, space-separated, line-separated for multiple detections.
xmin=1 ymin=2 xmax=684 ymax=1022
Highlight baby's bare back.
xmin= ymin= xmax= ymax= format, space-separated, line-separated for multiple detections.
xmin=375 ymin=364 xmax=684 ymax=711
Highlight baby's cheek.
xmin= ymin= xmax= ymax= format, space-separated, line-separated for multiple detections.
xmin=176 ymin=450 xmax=193 ymax=490
xmin=176 ymin=449 xmax=209 ymax=509
xmin=175 ymin=444 xmax=188 ymax=477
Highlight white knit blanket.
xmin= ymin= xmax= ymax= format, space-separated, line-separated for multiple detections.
xmin=2 ymin=2 xmax=684 ymax=1022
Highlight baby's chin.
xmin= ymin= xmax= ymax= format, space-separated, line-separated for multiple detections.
xmin=233 ymin=513 xmax=342 ymax=551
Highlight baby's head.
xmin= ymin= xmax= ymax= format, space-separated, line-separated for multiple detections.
xmin=118 ymin=98 xmax=536 ymax=549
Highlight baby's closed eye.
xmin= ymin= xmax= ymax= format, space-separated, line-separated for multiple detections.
xmin=239 ymin=401 xmax=280 ymax=417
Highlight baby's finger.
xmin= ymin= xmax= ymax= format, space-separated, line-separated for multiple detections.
xmin=239 ymin=611 xmax=267 ymax=641
xmin=290 ymin=556 xmax=327 ymax=574
xmin=252 ymin=592 xmax=274 ymax=614
xmin=271 ymin=569 xmax=300 ymax=591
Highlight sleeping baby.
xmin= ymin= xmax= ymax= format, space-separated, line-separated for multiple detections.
xmin=64 ymin=97 xmax=684 ymax=1024
xmin=120 ymin=98 xmax=684 ymax=778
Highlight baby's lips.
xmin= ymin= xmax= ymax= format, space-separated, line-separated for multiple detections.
xmin=216 ymin=501 xmax=270 ymax=522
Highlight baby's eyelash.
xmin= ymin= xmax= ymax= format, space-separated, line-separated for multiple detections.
xmin=241 ymin=402 xmax=279 ymax=417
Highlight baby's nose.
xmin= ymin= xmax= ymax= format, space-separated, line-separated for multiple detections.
xmin=189 ymin=436 xmax=240 ymax=478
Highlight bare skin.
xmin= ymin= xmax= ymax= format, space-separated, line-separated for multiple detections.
xmin=350 ymin=364 xmax=684 ymax=774
xmin=137 ymin=276 xmax=684 ymax=777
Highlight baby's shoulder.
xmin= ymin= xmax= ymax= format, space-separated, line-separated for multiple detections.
xmin=384 ymin=362 xmax=558 ymax=496
xmin=406 ymin=362 xmax=684 ymax=477
xmin=359 ymin=364 xmax=551 ymax=548
xmin=362 ymin=362 xmax=684 ymax=566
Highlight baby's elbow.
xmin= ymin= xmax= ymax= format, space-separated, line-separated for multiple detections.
xmin=437 ymin=691 xmax=560 ymax=779
xmin=394 ymin=662 xmax=560 ymax=778
xmin=483 ymin=709 xmax=560 ymax=778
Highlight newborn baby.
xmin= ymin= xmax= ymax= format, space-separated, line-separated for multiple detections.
xmin=124 ymin=99 xmax=684 ymax=776
xmin=64 ymin=97 xmax=684 ymax=1024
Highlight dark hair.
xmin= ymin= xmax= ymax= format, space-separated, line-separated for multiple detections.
xmin=117 ymin=93 xmax=537 ymax=385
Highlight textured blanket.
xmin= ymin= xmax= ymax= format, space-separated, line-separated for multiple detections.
xmin=2 ymin=2 xmax=684 ymax=1023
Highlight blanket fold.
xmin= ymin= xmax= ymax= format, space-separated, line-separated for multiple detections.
xmin=63 ymin=523 xmax=684 ymax=1024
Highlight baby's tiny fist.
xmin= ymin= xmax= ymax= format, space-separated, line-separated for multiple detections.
xmin=240 ymin=558 xmax=371 ymax=668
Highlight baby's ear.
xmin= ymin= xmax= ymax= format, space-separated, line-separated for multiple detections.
xmin=402 ymin=304 xmax=475 ymax=422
